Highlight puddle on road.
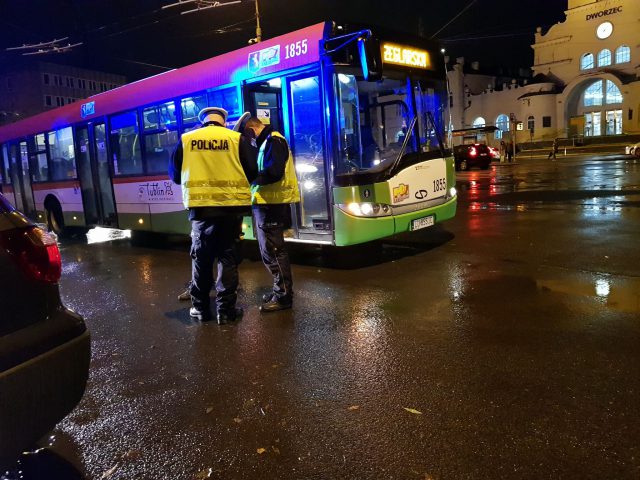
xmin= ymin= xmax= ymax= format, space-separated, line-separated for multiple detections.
xmin=537 ymin=274 xmax=640 ymax=314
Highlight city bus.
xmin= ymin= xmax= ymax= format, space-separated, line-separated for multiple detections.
xmin=0 ymin=21 xmax=457 ymax=246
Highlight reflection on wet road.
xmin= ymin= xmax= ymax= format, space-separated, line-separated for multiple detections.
xmin=35 ymin=154 xmax=640 ymax=479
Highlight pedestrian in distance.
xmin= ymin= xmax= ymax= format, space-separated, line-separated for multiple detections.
xmin=169 ymin=107 xmax=257 ymax=324
xmin=548 ymin=138 xmax=559 ymax=161
xmin=243 ymin=116 xmax=300 ymax=312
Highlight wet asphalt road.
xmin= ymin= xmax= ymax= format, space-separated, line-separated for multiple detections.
xmin=46 ymin=154 xmax=640 ymax=479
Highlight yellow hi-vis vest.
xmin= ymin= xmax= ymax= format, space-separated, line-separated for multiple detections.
xmin=251 ymin=131 xmax=301 ymax=205
xmin=180 ymin=125 xmax=251 ymax=208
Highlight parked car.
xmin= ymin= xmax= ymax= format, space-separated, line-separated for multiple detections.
xmin=625 ymin=142 xmax=640 ymax=157
xmin=0 ymin=193 xmax=90 ymax=468
xmin=453 ymin=143 xmax=492 ymax=171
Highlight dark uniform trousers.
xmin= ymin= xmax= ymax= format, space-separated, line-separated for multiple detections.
xmin=190 ymin=215 xmax=242 ymax=314
xmin=252 ymin=204 xmax=293 ymax=299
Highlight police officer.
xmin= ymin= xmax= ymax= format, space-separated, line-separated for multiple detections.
xmin=243 ymin=117 xmax=300 ymax=312
xmin=169 ymin=107 xmax=256 ymax=324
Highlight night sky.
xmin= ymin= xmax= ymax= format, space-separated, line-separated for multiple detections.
xmin=0 ymin=0 xmax=566 ymax=80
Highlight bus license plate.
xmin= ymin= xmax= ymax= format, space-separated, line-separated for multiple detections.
xmin=411 ymin=215 xmax=434 ymax=231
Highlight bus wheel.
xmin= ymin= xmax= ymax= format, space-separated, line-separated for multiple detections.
xmin=46 ymin=204 xmax=66 ymax=237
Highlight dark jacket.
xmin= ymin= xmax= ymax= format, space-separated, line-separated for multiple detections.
xmin=252 ymin=125 xmax=289 ymax=187
xmin=251 ymin=125 xmax=293 ymax=227
xmin=169 ymin=121 xmax=258 ymax=220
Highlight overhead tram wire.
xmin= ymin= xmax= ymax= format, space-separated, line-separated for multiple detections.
xmin=429 ymin=0 xmax=477 ymax=39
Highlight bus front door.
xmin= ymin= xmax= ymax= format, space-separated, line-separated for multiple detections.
xmin=75 ymin=124 xmax=117 ymax=227
xmin=244 ymin=74 xmax=331 ymax=242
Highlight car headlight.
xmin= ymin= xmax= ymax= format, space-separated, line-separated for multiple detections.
xmin=337 ymin=202 xmax=392 ymax=217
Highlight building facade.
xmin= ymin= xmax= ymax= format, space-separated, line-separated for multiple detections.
xmin=0 ymin=61 xmax=126 ymax=126
xmin=448 ymin=0 xmax=640 ymax=144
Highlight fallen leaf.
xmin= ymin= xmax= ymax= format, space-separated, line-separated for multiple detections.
xmin=403 ymin=407 xmax=423 ymax=415
xmin=206 ymin=407 xmax=214 ymax=414
xmin=195 ymin=468 xmax=213 ymax=479
xmin=256 ymin=448 xmax=267 ymax=454
xmin=348 ymin=405 xmax=360 ymax=411
xmin=233 ymin=417 xmax=242 ymax=424
xmin=100 ymin=464 xmax=119 ymax=479
xmin=121 ymin=449 xmax=141 ymax=461
xmin=271 ymin=446 xmax=281 ymax=455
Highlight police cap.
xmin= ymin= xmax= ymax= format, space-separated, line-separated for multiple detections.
xmin=198 ymin=107 xmax=228 ymax=124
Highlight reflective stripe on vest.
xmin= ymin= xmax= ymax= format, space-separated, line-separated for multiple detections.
xmin=180 ymin=126 xmax=251 ymax=208
xmin=251 ymin=131 xmax=301 ymax=205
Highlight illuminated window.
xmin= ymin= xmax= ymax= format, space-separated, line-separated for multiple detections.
xmin=527 ymin=115 xmax=535 ymax=131
xmin=110 ymin=110 xmax=142 ymax=175
xmin=472 ymin=117 xmax=485 ymax=127
xmin=605 ymin=80 xmax=622 ymax=104
xmin=615 ymin=45 xmax=630 ymax=64
xmin=143 ymin=101 xmax=177 ymax=131
xmin=48 ymin=127 xmax=77 ymax=180
xmin=605 ymin=110 xmax=622 ymax=135
xmin=495 ymin=114 xmax=509 ymax=139
xmin=208 ymin=86 xmax=241 ymax=125
xmin=598 ymin=49 xmax=611 ymax=67
xmin=180 ymin=93 xmax=208 ymax=127
xmin=584 ymin=81 xmax=603 ymax=106
xmin=580 ymin=53 xmax=594 ymax=70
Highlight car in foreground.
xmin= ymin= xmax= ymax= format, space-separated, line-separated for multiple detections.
xmin=0 ymin=193 xmax=90 ymax=468
xmin=453 ymin=143 xmax=492 ymax=171
xmin=625 ymin=142 xmax=640 ymax=157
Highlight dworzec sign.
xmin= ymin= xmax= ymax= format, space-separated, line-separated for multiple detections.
xmin=586 ymin=6 xmax=622 ymax=21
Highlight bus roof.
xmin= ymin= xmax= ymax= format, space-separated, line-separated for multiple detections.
xmin=0 ymin=22 xmax=328 ymax=144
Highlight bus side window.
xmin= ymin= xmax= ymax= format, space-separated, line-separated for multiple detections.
xmin=208 ymin=86 xmax=241 ymax=126
xmin=110 ymin=110 xmax=143 ymax=176
xmin=180 ymin=93 xmax=208 ymax=131
xmin=142 ymin=101 xmax=179 ymax=174
xmin=48 ymin=127 xmax=77 ymax=181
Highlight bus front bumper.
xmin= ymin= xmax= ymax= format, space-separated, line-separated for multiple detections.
xmin=333 ymin=195 xmax=457 ymax=246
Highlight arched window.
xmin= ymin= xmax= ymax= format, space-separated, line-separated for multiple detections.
xmin=615 ymin=45 xmax=630 ymax=64
xmin=495 ymin=114 xmax=509 ymax=139
xmin=580 ymin=53 xmax=594 ymax=70
xmin=584 ymin=81 xmax=603 ymax=106
xmin=605 ymin=80 xmax=622 ymax=104
xmin=598 ymin=49 xmax=612 ymax=67
xmin=472 ymin=117 xmax=485 ymax=127
xmin=527 ymin=115 xmax=535 ymax=132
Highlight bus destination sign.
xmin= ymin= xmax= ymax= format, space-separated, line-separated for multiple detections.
xmin=381 ymin=43 xmax=431 ymax=69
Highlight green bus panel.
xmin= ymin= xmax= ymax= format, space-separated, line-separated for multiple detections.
xmin=333 ymin=196 xmax=457 ymax=247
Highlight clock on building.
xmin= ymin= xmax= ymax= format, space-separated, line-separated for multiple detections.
xmin=596 ymin=21 xmax=613 ymax=39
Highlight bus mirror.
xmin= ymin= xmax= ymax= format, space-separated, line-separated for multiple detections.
xmin=357 ymin=36 xmax=382 ymax=81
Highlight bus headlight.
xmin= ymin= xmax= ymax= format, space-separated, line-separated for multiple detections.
xmin=338 ymin=202 xmax=391 ymax=217
xmin=449 ymin=187 xmax=457 ymax=198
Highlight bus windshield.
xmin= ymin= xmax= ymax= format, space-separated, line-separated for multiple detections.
xmin=334 ymin=74 xmax=446 ymax=177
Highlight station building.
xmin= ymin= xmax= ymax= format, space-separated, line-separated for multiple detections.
xmin=448 ymin=0 xmax=640 ymax=145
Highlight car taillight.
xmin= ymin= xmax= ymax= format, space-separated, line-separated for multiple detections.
xmin=0 ymin=226 xmax=62 ymax=283
xmin=469 ymin=146 xmax=477 ymax=157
